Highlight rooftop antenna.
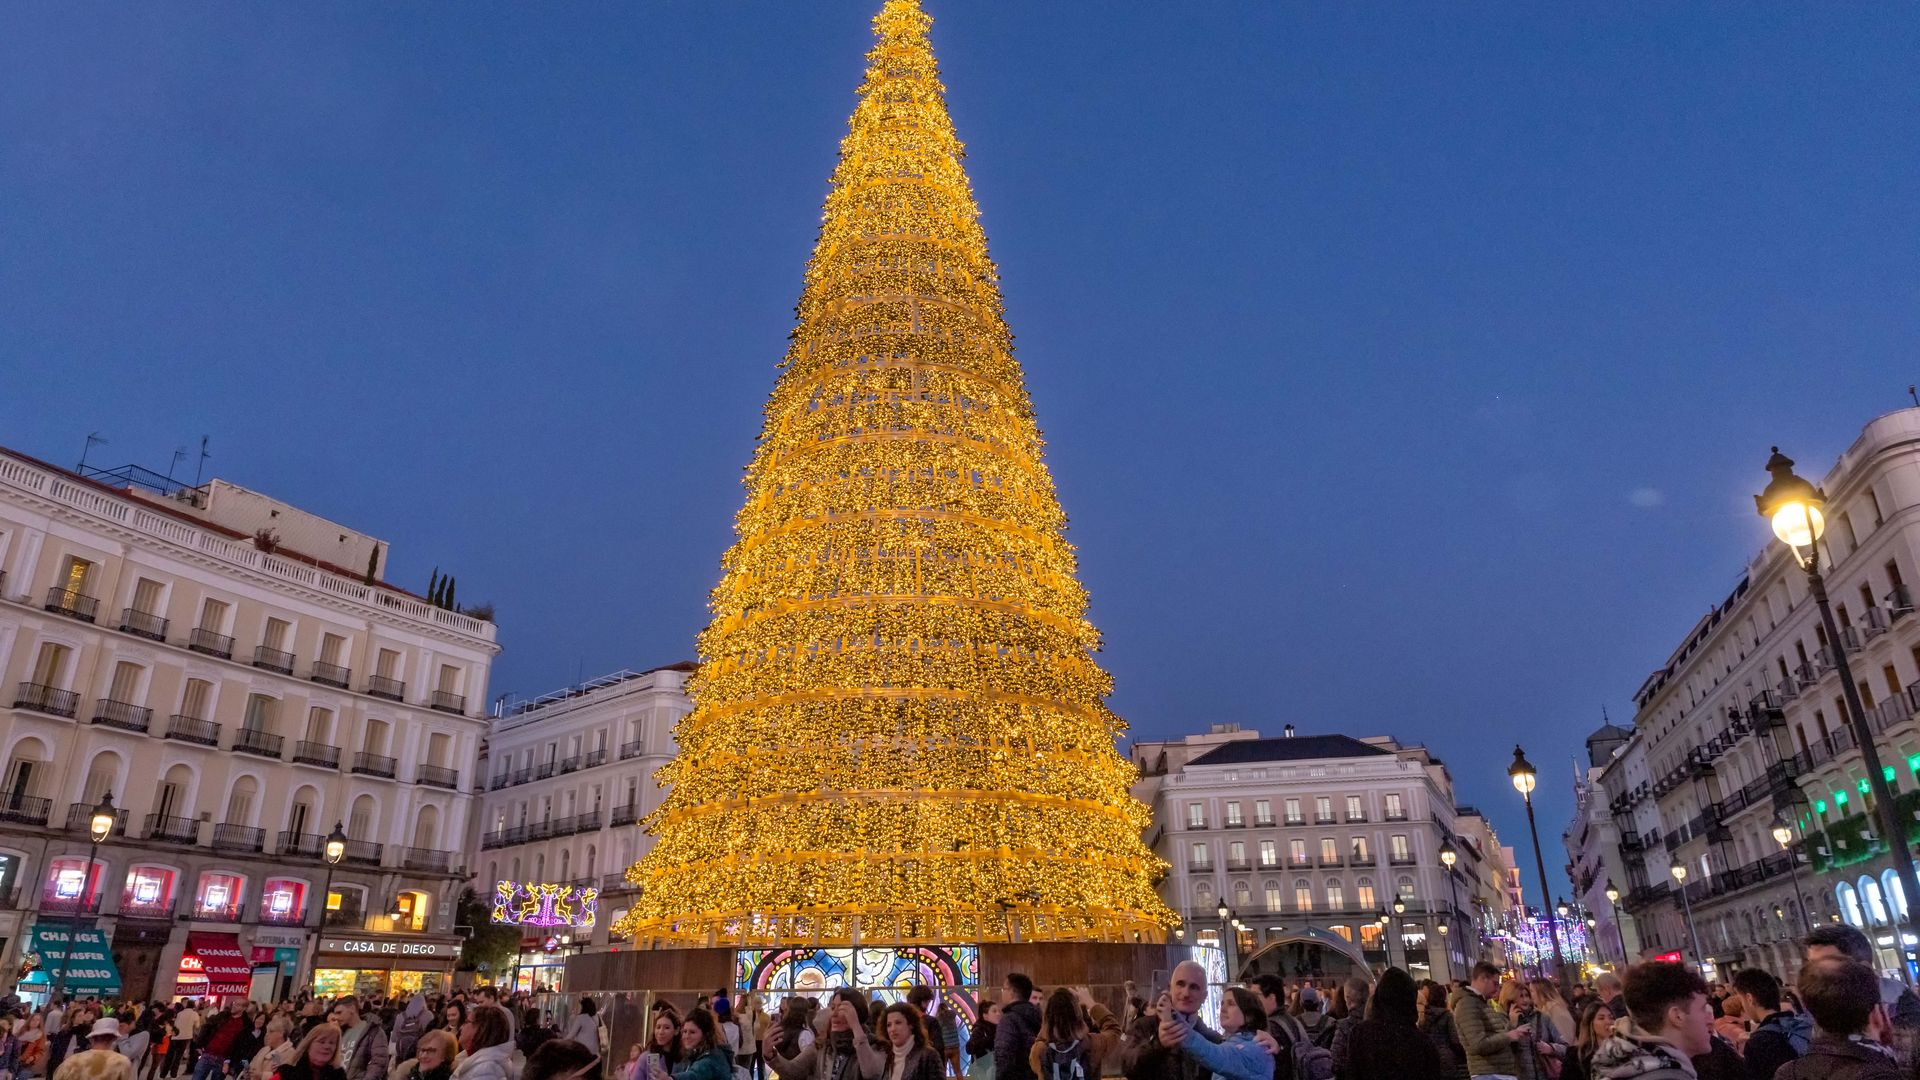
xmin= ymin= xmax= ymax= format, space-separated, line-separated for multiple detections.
xmin=192 ymin=436 xmax=211 ymax=489
xmin=78 ymin=432 xmax=107 ymax=472
xmin=1909 ymin=384 xmax=1918 ymax=408
xmin=167 ymin=447 xmax=187 ymax=482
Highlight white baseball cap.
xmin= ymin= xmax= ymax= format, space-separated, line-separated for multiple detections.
xmin=90 ymin=1018 xmax=121 ymax=1039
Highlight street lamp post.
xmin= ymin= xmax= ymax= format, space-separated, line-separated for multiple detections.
xmin=300 ymin=823 xmax=349 ymax=992
xmin=50 ymin=792 xmax=116 ymax=1004
xmin=1772 ymin=814 xmax=1816 ymax=936
xmin=1604 ymin=881 xmax=1629 ymax=965
xmin=1555 ymin=899 xmax=1572 ymax=972
xmin=1216 ymin=900 xmax=1237 ymax=981
xmin=1376 ymin=910 xmax=1393 ymax=972
xmin=1391 ymin=898 xmax=1407 ymax=969
xmin=1759 ymin=447 xmax=1920 ymax=979
xmin=1440 ymin=839 xmax=1462 ymax=975
xmin=1509 ymin=746 xmax=1570 ymax=996
xmin=1671 ymin=859 xmax=1705 ymax=970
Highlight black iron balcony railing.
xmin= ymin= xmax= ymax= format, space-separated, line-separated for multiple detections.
xmin=619 ymin=739 xmax=645 ymax=760
xmin=351 ymin=752 xmax=396 ymax=779
xmin=252 ymin=645 xmax=295 ymax=676
xmin=1284 ymin=816 xmax=1306 ymax=826
xmin=585 ymin=748 xmax=608 ymax=767
xmin=146 ymin=814 xmax=200 ymax=844
xmin=1317 ymin=853 xmax=1345 ymax=867
xmin=611 ymin=802 xmax=638 ymax=826
xmin=341 ymin=839 xmax=383 ymax=866
xmin=188 ymin=627 xmax=235 ymax=659
xmin=400 ymin=847 xmax=452 ymax=872
xmin=309 ymin=661 xmax=351 ymax=689
xmin=1288 ymin=856 xmax=1314 ymax=868
xmin=292 ymin=741 xmax=341 ymax=769
xmin=1345 ymin=812 xmax=1369 ymax=823
xmin=558 ymin=755 xmax=583 ymax=774
xmin=366 ymin=675 xmax=405 ymax=701
xmin=14 ymin=682 xmax=79 ymax=718
xmin=535 ymin=761 xmax=556 ymax=779
xmin=0 ymin=792 xmax=53 ymax=826
xmin=118 ymin=607 xmax=169 ymax=641
xmin=1225 ymin=860 xmax=1252 ymax=871
xmin=65 ymin=803 xmax=128 ymax=835
xmin=258 ymin=907 xmax=308 ymax=927
xmin=278 ymin=832 xmax=324 ymax=859
xmin=1388 ymin=853 xmax=1417 ymax=866
xmin=166 ymin=714 xmax=220 ymax=745
xmin=234 ymin=728 xmax=285 ymax=758
xmin=577 ymin=809 xmax=603 ymax=831
xmin=430 ymin=690 xmax=466 ymax=714
xmin=1315 ymin=815 xmax=1338 ymax=825
xmin=417 ymin=764 xmax=459 ymax=790
xmin=45 ymin=586 xmax=99 ymax=622
xmin=1384 ymin=810 xmax=1409 ymax=822
xmin=92 ymin=698 xmax=153 ymax=733
xmin=211 ymin=823 xmax=265 ymax=852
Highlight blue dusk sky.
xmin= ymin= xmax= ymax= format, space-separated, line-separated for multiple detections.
xmin=3 ymin=3 xmax=1916 ymax=896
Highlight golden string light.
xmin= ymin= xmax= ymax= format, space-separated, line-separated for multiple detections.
xmin=615 ymin=0 xmax=1173 ymax=947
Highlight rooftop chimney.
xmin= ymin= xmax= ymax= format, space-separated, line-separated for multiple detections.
xmin=1283 ymin=724 xmax=1296 ymax=738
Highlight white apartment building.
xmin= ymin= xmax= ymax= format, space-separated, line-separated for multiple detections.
xmin=473 ymin=664 xmax=691 ymax=988
xmin=1602 ymin=407 xmax=1920 ymax=982
xmin=1565 ymin=720 xmax=1642 ymax=967
xmin=1452 ymin=808 xmax=1520 ymax=967
xmin=0 ymin=446 xmax=499 ymax=1002
xmin=1134 ymin=724 xmax=1474 ymax=982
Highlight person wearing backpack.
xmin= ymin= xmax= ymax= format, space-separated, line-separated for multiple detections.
xmin=1251 ymin=977 xmax=1328 ymax=1080
xmin=1731 ymin=969 xmax=1808 ymax=1080
xmin=1343 ymin=968 xmax=1439 ymax=1080
xmin=1028 ymin=992 xmax=1089 ymax=1080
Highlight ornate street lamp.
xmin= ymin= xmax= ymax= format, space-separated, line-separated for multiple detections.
xmin=1440 ymin=838 xmax=1463 ymax=975
xmin=1216 ymin=900 xmax=1237 ymax=979
xmin=1671 ymin=859 xmax=1704 ymax=969
xmin=1510 ymin=746 xmax=1570 ymax=994
xmin=1603 ymin=880 xmax=1629 ymax=963
xmin=51 ymin=792 xmax=116 ymax=1003
xmin=1771 ymin=814 xmax=1815 ymax=935
xmin=1759 ymin=447 xmax=1920 ymax=971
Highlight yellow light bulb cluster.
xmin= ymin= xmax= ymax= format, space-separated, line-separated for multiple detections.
xmin=616 ymin=0 xmax=1173 ymax=948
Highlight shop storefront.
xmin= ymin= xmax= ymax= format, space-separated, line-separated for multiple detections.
xmin=312 ymin=932 xmax=458 ymax=998
xmin=176 ymin=931 xmax=251 ymax=1003
xmin=16 ymin=922 xmax=122 ymax=1004
xmin=250 ymin=929 xmax=306 ymax=1002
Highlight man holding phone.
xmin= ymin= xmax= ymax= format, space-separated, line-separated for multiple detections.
xmin=1451 ymin=962 xmax=1531 ymax=1080
xmin=1119 ymin=962 xmax=1219 ymax=1080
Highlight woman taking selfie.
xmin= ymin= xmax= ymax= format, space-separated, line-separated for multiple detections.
xmin=764 ymin=992 xmax=884 ymax=1080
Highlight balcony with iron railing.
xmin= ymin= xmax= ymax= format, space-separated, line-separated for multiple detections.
xmin=65 ymin=803 xmax=128 ymax=835
xmin=1345 ymin=812 xmax=1369 ymax=823
xmin=577 ymin=810 xmax=603 ymax=831
xmin=611 ymin=802 xmax=638 ymax=826
xmin=558 ymin=755 xmax=583 ymax=775
xmin=1384 ymin=810 xmax=1409 ymax=822
xmin=0 ymin=793 xmax=52 ymax=826
xmin=310 ymin=661 xmax=351 ymax=690
xmin=39 ymin=894 xmax=103 ymax=917
xmin=535 ymin=761 xmax=556 ymax=779
xmin=166 ymin=714 xmax=220 ymax=746
xmin=45 ymin=586 xmax=99 ymax=622
xmin=430 ymin=690 xmax=466 ymax=714
xmin=188 ymin=627 xmax=234 ymax=659
xmin=620 ymin=739 xmax=646 ymax=760
xmin=602 ymin=872 xmax=637 ymax=892
xmin=92 ymin=698 xmax=153 ymax=734
xmin=416 ymin=764 xmax=459 ymax=790
xmin=211 ymin=823 xmax=265 ymax=852
xmin=585 ymin=748 xmax=608 ymax=768
xmin=253 ymin=645 xmax=295 ymax=676
xmin=146 ymin=814 xmax=201 ymax=844
xmin=1388 ymin=852 xmax=1417 ymax=866
xmin=400 ymin=847 xmax=453 ymax=872
xmin=278 ymin=832 xmax=324 ymax=859
xmin=118 ymin=607 xmax=169 ymax=641
xmin=14 ymin=682 xmax=79 ymax=718
xmin=292 ymin=741 xmax=341 ymax=769
xmin=341 ymin=839 xmax=383 ymax=866
xmin=1315 ymin=815 xmax=1338 ymax=825
xmin=351 ymin=752 xmax=396 ymax=779
xmin=258 ymin=907 xmax=309 ymax=927
xmin=1288 ymin=856 xmax=1313 ymax=869
xmin=234 ymin=728 xmax=285 ymax=759
xmin=367 ymin=675 xmax=405 ymax=701
xmin=1225 ymin=860 xmax=1252 ymax=871
xmin=1317 ymin=853 xmax=1345 ymax=867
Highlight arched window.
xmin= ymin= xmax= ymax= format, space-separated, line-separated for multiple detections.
xmin=412 ymin=805 xmax=439 ymax=850
xmin=1396 ymin=875 xmax=1416 ymax=900
xmin=5 ymin=737 xmax=54 ymax=800
xmin=1838 ymin=882 xmax=1865 ymax=927
xmin=1295 ymin=879 xmax=1313 ymax=911
xmin=348 ymin=794 xmax=375 ymax=840
xmin=224 ymin=776 xmax=259 ymax=826
xmin=1263 ymin=880 xmax=1282 ymax=912
xmin=287 ymin=785 xmax=320 ymax=839
xmin=1862 ymin=877 xmax=1890 ymax=926
xmin=1325 ymin=879 xmax=1345 ymax=910
xmin=586 ymin=845 xmax=597 ymax=879
xmin=1233 ymin=880 xmax=1251 ymax=906
xmin=81 ymin=752 xmax=121 ymax=804
xmin=1355 ymin=877 xmax=1376 ymax=910
xmin=561 ymin=849 xmax=572 ymax=882
xmin=1884 ymin=870 xmax=1910 ymax=922
xmin=156 ymin=763 xmax=194 ymax=821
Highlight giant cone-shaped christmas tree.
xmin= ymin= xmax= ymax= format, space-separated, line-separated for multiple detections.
xmin=617 ymin=0 xmax=1173 ymax=947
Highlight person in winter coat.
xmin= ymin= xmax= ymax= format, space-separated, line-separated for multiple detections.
xmin=393 ymin=998 xmax=430 ymax=1070
xmin=560 ymin=1002 xmax=601 ymax=1057
xmin=671 ymin=1013 xmax=737 ymax=1080
xmin=1805 ymin=924 xmax=1920 ymax=1070
xmin=274 ymin=1024 xmax=346 ymax=1080
xmin=993 ymin=978 xmax=1041 ymax=1080
xmin=1590 ymin=962 xmax=1711 ymax=1080
xmin=1563 ymin=1000 xmax=1613 ymax=1080
xmin=1166 ymin=988 xmax=1271 ymax=1080
xmin=1730 ymin=968 xmax=1807 ymax=1080
xmin=325 ymin=1001 xmax=386 ymax=1080
xmin=1775 ymin=958 xmax=1907 ymax=1080
xmin=762 ymin=994 xmax=884 ymax=1080
xmin=452 ymin=1007 xmax=515 ymax=1080
xmin=878 ymin=1006 xmax=942 ymax=1080
xmin=391 ymin=1031 xmax=456 ymax=1080
xmin=1117 ymin=963 xmax=1224 ymax=1080
xmin=1415 ymin=980 xmax=1467 ymax=1080
xmin=1345 ymin=968 xmax=1441 ymax=1080
xmin=1026 ymin=991 xmax=1088 ymax=1080
xmin=1453 ymin=963 xmax=1528 ymax=1079
xmin=1326 ymin=976 xmax=1367 ymax=1080
xmin=963 ymin=1004 xmax=997 ymax=1080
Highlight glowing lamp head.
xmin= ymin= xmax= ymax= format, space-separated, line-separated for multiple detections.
xmin=88 ymin=792 xmax=116 ymax=843
xmin=324 ymin=822 xmax=348 ymax=865
xmin=1556 ymin=900 xmax=1570 ymax=918
xmin=1604 ymin=882 xmax=1620 ymax=904
xmin=1772 ymin=817 xmax=1795 ymax=847
xmin=1755 ymin=448 xmax=1827 ymax=565
xmin=1439 ymin=839 xmax=1458 ymax=869
xmin=1438 ymin=923 xmax=1449 ymax=935
xmin=1670 ymin=860 xmax=1688 ymax=884
xmin=1393 ymin=899 xmax=1406 ymax=914
xmin=1508 ymin=746 xmax=1538 ymax=796
xmin=1216 ymin=901 xmax=1230 ymax=920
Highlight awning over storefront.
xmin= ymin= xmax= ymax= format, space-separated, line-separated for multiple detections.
xmin=181 ymin=932 xmax=250 ymax=999
xmin=19 ymin=923 xmax=122 ymax=996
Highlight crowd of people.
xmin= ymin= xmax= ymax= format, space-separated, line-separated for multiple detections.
xmin=9 ymin=920 xmax=1920 ymax=1080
